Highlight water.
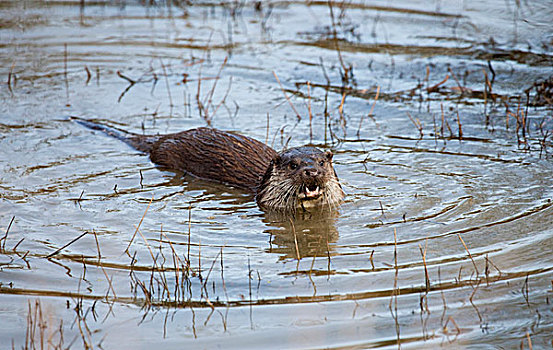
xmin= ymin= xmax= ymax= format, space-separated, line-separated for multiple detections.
xmin=1 ymin=1 xmax=553 ymax=348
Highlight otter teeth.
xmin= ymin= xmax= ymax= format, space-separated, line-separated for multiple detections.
xmin=304 ymin=185 xmax=321 ymax=199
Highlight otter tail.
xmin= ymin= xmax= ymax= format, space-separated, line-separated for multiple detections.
xmin=71 ymin=116 xmax=160 ymax=153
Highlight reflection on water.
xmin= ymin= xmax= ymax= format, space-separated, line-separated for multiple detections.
xmin=1 ymin=0 xmax=553 ymax=349
xmin=264 ymin=208 xmax=340 ymax=260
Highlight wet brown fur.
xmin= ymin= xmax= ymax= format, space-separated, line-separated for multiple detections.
xmin=74 ymin=118 xmax=344 ymax=211
xmin=129 ymin=127 xmax=277 ymax=191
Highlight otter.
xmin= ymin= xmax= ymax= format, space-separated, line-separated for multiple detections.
xmin=73 ymin=118 xmax=345 ymax=212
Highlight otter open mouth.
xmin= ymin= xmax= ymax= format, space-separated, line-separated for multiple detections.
xmin=300 ymin=184 xmax=322 ymax=200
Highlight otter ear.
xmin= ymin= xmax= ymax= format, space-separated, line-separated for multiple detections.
xmin=324 ymin=151 xmax=333 ymax=161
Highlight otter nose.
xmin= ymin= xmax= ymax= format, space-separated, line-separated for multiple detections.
xmin=304 ymin=167 xmax=318 ymax=177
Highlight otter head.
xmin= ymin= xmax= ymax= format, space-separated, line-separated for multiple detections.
xmin=256 ymin=146 xmax=345 ymax=212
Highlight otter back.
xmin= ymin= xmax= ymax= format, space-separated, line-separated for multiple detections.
xmin=132 ymin=127 xmax=277 ymax=191
xmin=74 ymin=118 xmax=277 ymax=191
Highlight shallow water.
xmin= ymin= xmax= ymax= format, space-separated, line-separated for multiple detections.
xmin=1 ymin=1 xmax=553 ymax=348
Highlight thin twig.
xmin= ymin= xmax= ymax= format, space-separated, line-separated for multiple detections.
xmin=117 ymin=71 xmax=136 ymax=85
xmin=444 ymin=316 xmax=461 ymax=335
xmin=1 ymin=216 xmax=15 ymax=251
xmin=265 ymin=113 xmax=270 ymax=145
xmin=526 ymin=331 xmax=533 ymax=350
xmin=357 ymin=85 xmax=380 ymax=136
xmin=92 ymin=230 xmax=117 ymax=299
xmin=7 ymin=61 xmax=15 ymax=95
xmin=159 ymin=58 xmax=173 ymax=111
xmin=307 ymin=81 xmax=313 ymax=141
xmin=64 ymin=43 xmax=69 ymax=99
xmin=426 ymin=74 xmax=449 ymax=93
xmin=407 ymin=112 xmax=423 ymax=138
xmin=46 ymin=231 xmax=88 ymax=259
xmin=84 ymin=66 xmax=91 ymax=85
xmin=457 ymin=234 xmax=479 ymax=277
xmin=369 ymin=250 xmax=375 ymax=270
xmin=419 ymin=240 xmax=430 ymax=292
xmin=125 ymin=195 xmax=154 ymax=254
xmin=273 ymin=71 xmax=301 ymax=120
xmin=187 ymin=203 xmax=192 ymax=267
xmin=456 ymin=110 xmax=463 ymax=140
xmin=290 ymin=219 xmax=300 ymax=260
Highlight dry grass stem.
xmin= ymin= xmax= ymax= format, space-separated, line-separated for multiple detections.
xmin=522 ymin=274 xmax=530 ymax=306
xmin=1 ymin=215 xmax=15 ymax=252
xmin=198 ymin=236 xmax=202 ymax=279
xmin=247 ymin=256 xmax=254 ymax=329
xmin=125 ymin=195 xmax=154 ymax=254
xmin=368 ymin=85 xmax=380 ymax=115
xmin=84 ymin=65 xmax=91 ymax=84
xmin=390 ymin=228 xmax=401 ymax=347
xmin=64 ymin=43 xmax=69 ymax=99
xmin=419 ymin=241 xmax=430 ymax=292
xmin=407 ymin=112 xmax=423 ymax=138
xmin=338 ymin=91 xmax=347 ymax=133
xmin=273 ymin=71 xmax=301 ymax=120
xmin=307 ymin=81 xmax=313 ymax=141
xmin=199 ymin=56 xmax=229 ymax=124
xmin=326 ymin=238 xmax=332 ymax=277
xmin=46 ymin=231 xmax=88 ymax=259
xmin=448 ymin=67 xmax=466 ymax=94
xmin=220 ymin=246 xmax=229 ymax=302
xmin=160 ymin=230 xmax=184 ymax=298
xmin=357 ymin=85 xmax=380 ymax=136
xmin=389 ymin=228 xmax=399 ymax=310
xmin=426 ymin=74 xmax=449 ymax=93
xmin=117 ymin=70 xmax=136 ymax=85
xmin=187 ymin=203 xmax=192 ymax=267
xmin=265 ymin=112 xmax=270 ymax=145
xmin=369 ymin=249 xmax=375 ymax=270
xmin=289 ymin=219 xmax=300 ymax=260
xmin=202 ymin=251 xmax=221 ymax=298
xmin=159 ymin=58 xmax=173 ymax=112
xmin=438 ymin=267 xmax=448 ymax=325
xmin=93 ymin=230 xmax=118 ymax=299
xmin=456 ymin=110 xmax=463 ymax=140
xmin=457 ymin=234 xmax=479 ymax=277
xmin=7 ymin=61 xmax=15 ymax=95
xmin=12 ymin=237 xmax=25 ymax=251
xmin=379 ymin=201 xmax=385 ymax=216
xmin=443 ymin=316 xmax=461 ymax=335
xmin=327 ymin=0 xmax=351 ymax=84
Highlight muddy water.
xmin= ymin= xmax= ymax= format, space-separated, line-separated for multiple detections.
xmin=1 ymin=1 xmax=553 ymax=348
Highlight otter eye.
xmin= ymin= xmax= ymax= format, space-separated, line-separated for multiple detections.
xmin=289 ymin=162 xmax=298 ymax=170
xmin=318 ymin=160 xmax=325 ymax=166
